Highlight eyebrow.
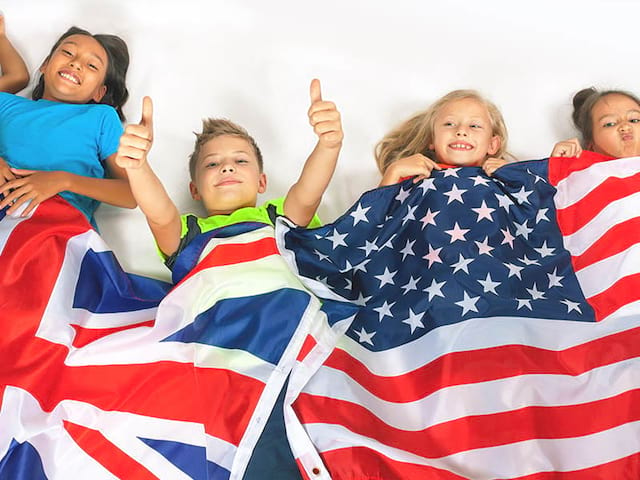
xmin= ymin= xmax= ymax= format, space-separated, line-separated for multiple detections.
xmin=596 ymin=109 xmax=640 ymax=123
xmin=60 ymin=41 xmax=106 ymax=66
xmin=202 ymin=151 xmax=251 ymax=159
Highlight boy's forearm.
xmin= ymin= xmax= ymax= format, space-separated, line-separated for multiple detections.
xmin=0 ymin=33 xmax=29 ymax=93
xmin=125 ymin=162 xmax=179 ymax=226
xmin=285 ymin=141 xmax=340 ymax=225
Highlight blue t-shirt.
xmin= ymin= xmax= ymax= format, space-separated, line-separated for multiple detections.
xmin=0 ymin=92 xmax=123 ymax=222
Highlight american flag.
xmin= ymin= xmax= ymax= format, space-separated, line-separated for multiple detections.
xmin=278 ymin=151 xmax=640 ymax=479
xmin=0 ymin=197 xmax=354 ymax=479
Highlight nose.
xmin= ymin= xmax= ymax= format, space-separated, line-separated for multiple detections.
xmin=220 ymin=162 xmax=235 ymax=173
xmin=68 ymin=59 xmax=81 ymax=70
xmin=456 ymin=128 xmax=468 ymax=137
xmin=619 ymin=122 xmax=632 ymax=132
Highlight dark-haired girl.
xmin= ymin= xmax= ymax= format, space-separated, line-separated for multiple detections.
xmin=0 ymin=26 xmax=136 ymax=224
xmin=551 ymin=87 xmax=640 ymax=160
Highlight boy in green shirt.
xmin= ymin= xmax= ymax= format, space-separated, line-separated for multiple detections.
xmin=116 ymin=79 xmax=341 ymax=270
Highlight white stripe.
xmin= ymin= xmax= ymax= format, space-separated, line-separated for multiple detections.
xmin=306 ymin=420 xmax=640 ymax=480
xmin=560 ymin=192 xmax=640 ymax=256
xmin=554 ymin=156 xmax=640 ymax=209
xmin=196 ymin=224 xmax=276 ymax=263
xmin=334 ymin=312 xmax=639 ymax=377
xmin=205 ymin=434 xmax=236 ymax=473
xmin=576 ymin=243 xmax=640 ymax=297
xmin=301 ymin=356 xmax=640 ymax=429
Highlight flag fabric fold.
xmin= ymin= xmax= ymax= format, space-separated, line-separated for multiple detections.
xmin=277 ymin=152 xmax=640 ymax=480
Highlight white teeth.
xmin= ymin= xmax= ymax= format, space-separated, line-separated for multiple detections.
xmin=59 ymin=72 xmax=79 ymax=84
xmin=450 ymin=143 xmax=472 ymax=150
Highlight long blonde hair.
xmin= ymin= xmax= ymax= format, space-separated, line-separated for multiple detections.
xmin=375 ymin=90 xmax=509 ymax=173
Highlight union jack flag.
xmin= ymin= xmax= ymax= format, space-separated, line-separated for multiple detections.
xmin=0 ymin=197 xmax=354 ymax=479
xmin=278 ymin=151 xmax=640 ymax=479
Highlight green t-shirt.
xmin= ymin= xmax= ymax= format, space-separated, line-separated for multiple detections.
xmin=164 ymin=197 xmax=322 ymax=270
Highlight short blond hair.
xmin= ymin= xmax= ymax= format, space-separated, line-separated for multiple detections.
xmin=375 ymin=89 xmax=509 ymax=173
xmin=188 ymin=118 xmax=263 ymax=180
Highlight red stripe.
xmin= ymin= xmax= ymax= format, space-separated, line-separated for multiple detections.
xmin=511 ymin=452 xmax=640 ymax=479
xmin=71 ymin=320 xmax=156 ymax=348
xmin=295 ymin=389 xmax=640 ymax=458
xmin=548 ymin=151 xmax=615 ymax=186
xmin=176 ymin=236 xmax=278 ymax=287
xmin=320 ymin=447 xmax=467 ymax=480
xmin=64 ymin=421 xmax=158 ymax=479
xmin=322 ymin=326 xmax=640 ymax=403
xmin=586 ymin=273 xmax=640 ymax=321
xmin=571 ymin=217 xmax=640 ymax=271
xmin=296 ymin=334 xmax=318 ymax=362
xmin=555 ymin=171 xmax=640 ymax=235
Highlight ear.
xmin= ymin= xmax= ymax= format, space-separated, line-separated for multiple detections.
xmin=189 ymin=181 xmax=201 ymax=201
xmin=92 ymin=85 xmax=107 ymax=103
xmin=428 ymin=143 xmax=434 ymax=151
xmin=487 ymin=135 xmax=501 ymax=156
xmin=258 ymin=173 xmax=267 ymax=194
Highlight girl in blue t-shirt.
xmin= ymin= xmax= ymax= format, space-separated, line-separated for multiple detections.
xmin=0 ymin=25 xmax=135 ymax=222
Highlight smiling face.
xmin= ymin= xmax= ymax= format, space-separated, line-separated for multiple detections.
xmin=190 ymin=135 xmax=267 ymax=216
xmin=429 ymin=98 xmax=501 ymax=167
xmin=40 ymin=34 xmax=108 ymax=104
xmin=590 ymin=93 xmax=640 ymax=158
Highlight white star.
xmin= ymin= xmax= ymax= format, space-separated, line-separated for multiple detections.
xmin=475 ymin=237 xmax=494 ymax=256
xmin=359 ymin=239 xmax=379 ymax=256
xmin=401 ymin=275 xmax=421 ymax=294
xmin=417 ymin=177 xmax=436 ymax=194
xmin=353 ymin=259 xmax=371 ymax=273
xmin=514 ymin=221 xmax=533 ymax=240
xmin=536 ymin=208 xmax=550 ymax=223
xmin=560 ymin=299 xmax=582 ymax=314
xmin=399 ymin=239 xmax=416 ymax=260
xmin=374 ymin=267 xmax=397 ymax=287
xmin=313 ymin=249 xmax=329 ymax=262
xmin=354 ymin=292 xmax=372 ymax=306
xmin=455 ymin=291 xmax=480 ymax=316
xmin=518 ymin=255 xmax=540 ymax=266
xmin=402 ymin=205 xmax=418 ymax=225
xmin=403 ymin=308 xmax=426 ymax=333
xmin=326 ymin=229 xmax=348 ymax=249
xmin=423 ymin=245 xmax=443 ymax=267
xmin=535 ymin=241 xmax=556 ymax=258
xmin=442 ymin=168 xmax=460 ymax=177
xmin=501 ymin=227 xmax=515 ymax=248
xmin=373 ymin=300 xmax=395 ymax=321
xmin=495 ymin=193 xmax=513 ymax=211
xmin=355 ymin=327 xmax=375 ymax=345
xmin=350 ymin=203 xmax=371 ymax=226
xmin=472 ymin=200 xmax=495 ymax=222
xmin=478 ymin=272 xmax=500 ymax=294
xmin=471 ymin=175 xmax=491 ymax=186
xmin=443 ymin=184 xmax=467 ymax=204
xmin=526 ymin=283 xmax=546 ymax=300
xmin=344 ymin=278 xmax=352 ymax=290
xmin=379 ymin=234 xmax=396 ymax=250
xmin=420 ymin=208 xmax=439 ymax=229
xmin=547 ymin=268 xmax=564 ymax=288
xmin=395 ymin=187 xmax=411 ymax=203
xmin=505 ymin=262 xmax=524 ymax=279
xmin=451 ymin=254 xmax=474 ymax=274
xmin=424 ymin=278 xmax=446 ymax=301
xmin=340 ymin=260 xmax=354 ymax=273
xmin=512 ymin=186 xmax=533 ymax=205
xmin=516 ymin=298 xmax=533 ymax=310
xmin=445 ymin=222 xmax=470 ymax=242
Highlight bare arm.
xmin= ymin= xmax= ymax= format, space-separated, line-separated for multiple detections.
xmin=0 ymin=14 xmax=29 ymax=93
xmin=115 ymin=96 xmax=181 ymax=257
xmin=284 ymin=79 xmax=342 ymax=226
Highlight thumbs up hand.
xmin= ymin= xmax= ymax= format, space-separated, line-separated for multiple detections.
xmin=116 ymin=96 xmax=154 ymax=169
xmin=308 ymin=79 xmax=343 ymax=149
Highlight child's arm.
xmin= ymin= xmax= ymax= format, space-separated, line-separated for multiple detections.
xmin=0 ymin=14 xmax=29 ymax=93
xmin=115 ymin=96 xmax=182 ymax=257
xmin=550 ymin=137 xmax=582 ymax=158
xmin=378 ymin=154 xmax=442 ymax=187
xmin=284 ymin=79 xmax=342 ymax=227
xmin=0 ymin=155 xmax=137 ymax=216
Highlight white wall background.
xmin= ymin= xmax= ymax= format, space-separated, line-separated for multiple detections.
xmin=4 ymin=0 xmax=638 ymax=281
